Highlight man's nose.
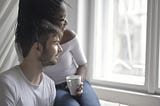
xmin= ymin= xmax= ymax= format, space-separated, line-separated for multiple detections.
xmin=58 ymin=44 xmax=63 ymax=53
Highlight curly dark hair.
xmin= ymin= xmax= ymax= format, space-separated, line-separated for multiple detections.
xmin=15 ymin=0 xmax=65 ymax=57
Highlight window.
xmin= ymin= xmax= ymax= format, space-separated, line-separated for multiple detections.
xmin=89 ymin=0 xmax=160 ymax=93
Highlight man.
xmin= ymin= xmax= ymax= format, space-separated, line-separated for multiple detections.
xmin=0 ymin=19 xmax=63 ymax=106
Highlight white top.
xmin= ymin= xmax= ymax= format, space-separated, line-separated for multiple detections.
xmin=0 ymin=65 xmax=56 ymax=106
xmin=44 ymin=37 xmax=87 ymax=84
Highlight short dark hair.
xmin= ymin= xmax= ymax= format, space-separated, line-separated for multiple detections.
xmin=15 ymin=19 xmax=62 ymax=58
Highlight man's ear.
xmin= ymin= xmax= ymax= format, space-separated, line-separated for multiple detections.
xmin=32 ymin=42 xmax=43 ymax=54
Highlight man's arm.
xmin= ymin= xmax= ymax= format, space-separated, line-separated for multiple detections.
xmin=0 ymin=78 xmax=16 ymax=106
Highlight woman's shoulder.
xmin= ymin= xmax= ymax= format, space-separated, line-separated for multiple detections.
xmin=61 ymin=29 xmax=76 ymax=44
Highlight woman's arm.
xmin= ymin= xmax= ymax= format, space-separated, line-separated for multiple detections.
xmin=62 ymin=29 xmax=88 ymax=81
xmin=75 ymin=64 xmax=88 ymax=81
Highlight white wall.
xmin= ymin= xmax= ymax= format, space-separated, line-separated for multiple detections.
xmin=65 ymin=0 xmax=78 ymax=33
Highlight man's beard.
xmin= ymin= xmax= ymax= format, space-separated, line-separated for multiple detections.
xmin=41 ymin=59 xmax=56 ymax=66
xmin=40 ymin=51 xmax=57 ymax=67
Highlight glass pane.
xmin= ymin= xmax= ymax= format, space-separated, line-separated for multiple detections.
xmin=93 ymin=0 xmax=147 ymax=85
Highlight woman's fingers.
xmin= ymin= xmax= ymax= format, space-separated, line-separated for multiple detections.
xmin=76 ymin=82 xmax=83 ymax=95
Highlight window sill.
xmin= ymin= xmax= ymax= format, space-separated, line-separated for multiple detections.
xmin=92 ymin=85 xmax=160 ymax=106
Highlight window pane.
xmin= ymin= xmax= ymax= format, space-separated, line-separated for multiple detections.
xmin=93 ymin=0 xmax=147 ymax=85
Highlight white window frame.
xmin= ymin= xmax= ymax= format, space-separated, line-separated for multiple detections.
xmin=83 ymin=0 xmax=160 ymax=105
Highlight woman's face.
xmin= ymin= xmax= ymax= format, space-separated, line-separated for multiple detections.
xmin=53 ymin=3 xmax=68 ymax=31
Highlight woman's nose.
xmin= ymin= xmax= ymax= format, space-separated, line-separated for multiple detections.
xmin=64 ymin=19 xmax=68 ymax=26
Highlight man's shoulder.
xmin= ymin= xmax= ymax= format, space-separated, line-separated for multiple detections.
xmin=0 ymin=65 xmax=19 ymax=75
xmin=0 ymin=65 xmax=21 ymax=83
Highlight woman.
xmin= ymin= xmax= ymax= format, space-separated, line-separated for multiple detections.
xmin=17 ymin=0 xmax=100 ymax=105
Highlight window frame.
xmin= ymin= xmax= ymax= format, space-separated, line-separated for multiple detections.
xmin=87 ymin=0 xmax=160 ymax=94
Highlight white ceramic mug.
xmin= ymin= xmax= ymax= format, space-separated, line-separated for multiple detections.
xmin=66 ymin=75 xmax=81 ymax=96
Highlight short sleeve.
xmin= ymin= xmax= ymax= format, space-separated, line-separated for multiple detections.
xmin=0 ymin=77 xmax=16 ymax=106
xmin=70 ymin=37 xmax=87 ymax=65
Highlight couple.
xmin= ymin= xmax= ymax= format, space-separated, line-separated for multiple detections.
xmin=0 ymin=0 xmax=100 ymax=106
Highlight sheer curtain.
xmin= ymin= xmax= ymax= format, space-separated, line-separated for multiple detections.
xmin=0 ymin=0 xmax=19 ymax=73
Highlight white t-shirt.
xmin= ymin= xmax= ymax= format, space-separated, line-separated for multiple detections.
xmin=44 ymin=37 xmax=87 ymax=84
xmin=0 ymin=65 xmax=56 ymax=106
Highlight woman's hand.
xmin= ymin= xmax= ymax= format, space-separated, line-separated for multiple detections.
xmin=76 ymin=81 xmax=83 ymax=96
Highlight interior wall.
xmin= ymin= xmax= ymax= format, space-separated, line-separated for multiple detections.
xmin=65 ymin=0 xmax=78 ymax=33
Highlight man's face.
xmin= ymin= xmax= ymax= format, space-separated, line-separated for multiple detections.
xmin=40 ymin=33 xmax=63 ymax=66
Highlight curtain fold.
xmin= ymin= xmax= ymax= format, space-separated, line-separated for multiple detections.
xmin=0 ymin=0 xmax=19 ymax=72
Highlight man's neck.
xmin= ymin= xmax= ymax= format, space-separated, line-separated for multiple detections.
xmin=20 ymin=58 xmax=43 ymax=85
